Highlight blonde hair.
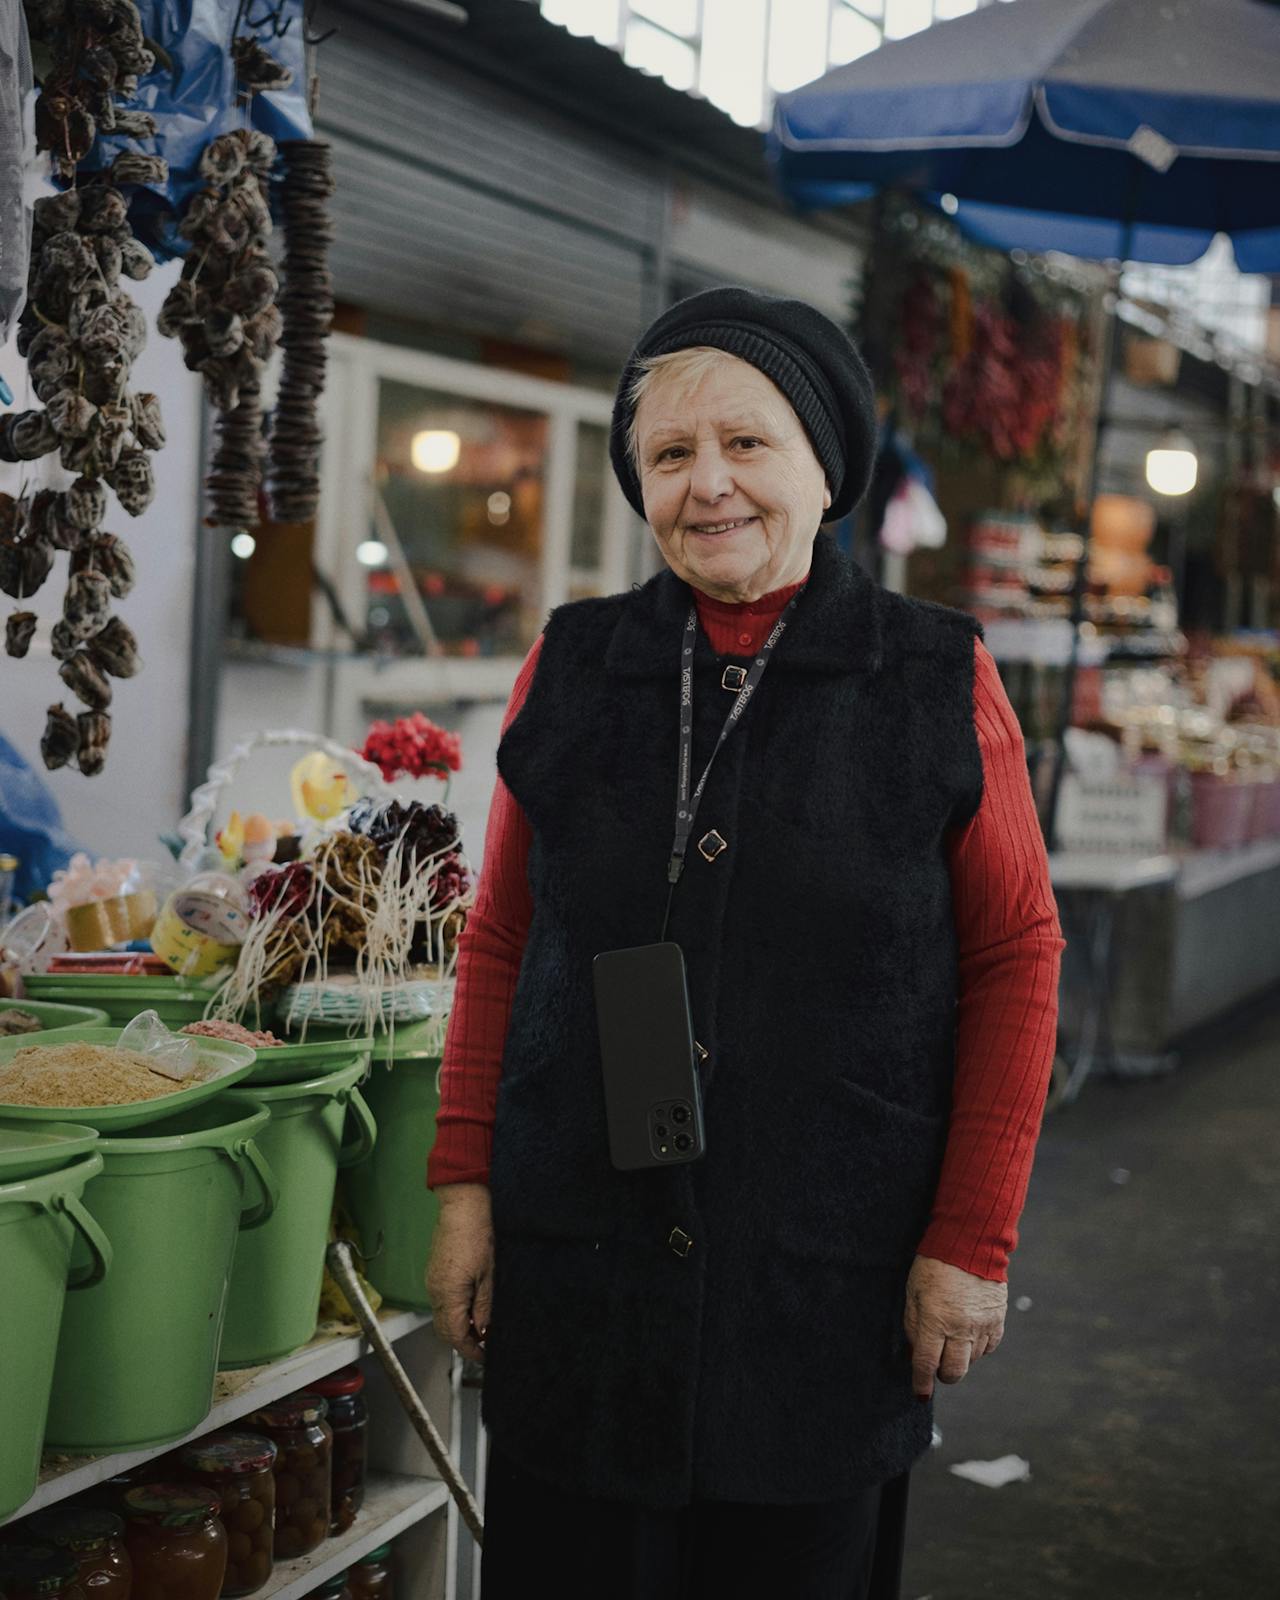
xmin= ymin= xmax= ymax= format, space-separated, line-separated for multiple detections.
xmin=624 ymin=346 xmax=758 ymax=473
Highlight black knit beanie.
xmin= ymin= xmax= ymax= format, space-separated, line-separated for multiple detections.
xmin=608 ymin=285 xmax=878 ymax=524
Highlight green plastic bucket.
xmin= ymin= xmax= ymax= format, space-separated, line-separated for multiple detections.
xmin=43 ymin=1100 xmax=277 ymax=1453
xmin=277 ymin=1015 xmax=442 ymax=1063
xmin=0 ymin=1150 xmax=112 ymax=1519
xmin=0 ymin=999 xmax=109 ymax=1038
xmin=21 ymin=974 xmax=226 ymax=1030
xmin=219 ymin=1057 xmax=377 ymax=1367
xmin=341 ymin=1054 xmax=442 ymax=1312
xmin=241 ymin=1034 xmax=374 ymax=1085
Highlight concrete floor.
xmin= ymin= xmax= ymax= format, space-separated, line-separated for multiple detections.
xmin=901 ymin=988 xmax=1280 ymax=1600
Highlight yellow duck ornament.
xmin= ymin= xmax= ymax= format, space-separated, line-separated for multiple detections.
xmin=290 ymin=752 xmax=352 ymax=823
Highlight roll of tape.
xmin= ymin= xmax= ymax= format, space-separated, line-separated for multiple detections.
xmin=65 ymin=899 xmax=118 ymax=952
xmin=151 ymin=889 xmax=249 ymax=978
xmin=103 ymin=895 xmax=133 ymax=945
xmin=123 ymin=889 xmax=158 ymax=941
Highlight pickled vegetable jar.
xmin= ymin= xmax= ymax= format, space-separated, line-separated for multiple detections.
xmin=0 ymin=1544 xmax=87 ymax=1598
xmin=309 ymin=1368 xmax=367 ymax=1534
xmin=347 ymin=1545 xmax=393 ymax=1599
xmin=247 ymin=1395 xmax=332 ymax=1560
xmin=179 ymin=1432 xmax=277 ymax=1596
xmin=22 ymin=1508 xmax=131 ymax=1598
xmin=122 ymin=1484 xmax=227 ymax=1600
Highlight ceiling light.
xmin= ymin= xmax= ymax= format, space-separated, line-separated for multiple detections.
xmin=1145 ymin=431 xmax=1198 ymax=497
xmin=411 ymin=429 xmax=461 ymax=474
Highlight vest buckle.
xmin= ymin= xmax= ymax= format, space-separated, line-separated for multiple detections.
xmin=697 ymin=829 xmax=727 ymax=862
xmin=668 ymin=1226 xmax=694 ymax=1258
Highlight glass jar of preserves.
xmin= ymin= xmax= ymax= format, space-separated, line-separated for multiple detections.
xmin=346 ymin=1545 xmax=393 ymax=1600
xmin=308 ymin=1367 xmax=367 ymax=1534
xmin=247 ymin=1394 xmax=333 ymax=1561
xmin=0 ymin=1544 xmax=86 ymax=1599
xmin=179 ymin=1432 xmax=277 ymax=1596
xmin=22 ymin=1509 xmax=131 ymax=1599
xmin=122 ymin=1484 xmax=227 ymax=1600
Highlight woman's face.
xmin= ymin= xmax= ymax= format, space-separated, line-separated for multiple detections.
xmin=633 ymin=356 xmax=832 ymax=604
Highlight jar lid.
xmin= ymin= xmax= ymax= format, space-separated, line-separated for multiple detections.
xmin=251 ymin=1391 xmax=330 ymax=1428
xmin=180 ymin=1430 xmax=278 ymax=1475
xmin=0 ymin=1545 xmax=80 ymax=1593
xmin=24 ymin=1506 xmax=123 ymax=1553
xmin=122 ymin=1482 xmax=221 ymax=1527
xmin=357 ymin=1544 xmax=393 ymax=1562
xmin=313 ymin=1576 xmax=351 ymax=1595
xmin=309 ymin=1365 xmax=364 ymax=1398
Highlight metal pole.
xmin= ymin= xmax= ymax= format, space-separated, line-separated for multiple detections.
xmin=1041 ymin=203 xmax=1136 ymax=852
xmin=326 ymin=1241 xmax=485 ymax=1545
xmin=184 ymin=399 xmax=231 ymax=805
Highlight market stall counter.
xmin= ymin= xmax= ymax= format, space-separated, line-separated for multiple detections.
xmin=1053 ymin=838 xmax=1280 ymax=1088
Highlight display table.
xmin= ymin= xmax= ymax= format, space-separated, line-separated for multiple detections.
xmin=1051 ymin=838 xmax=1280 ymax=1096
xmin=1048 ymin=852 xmax=1179 ymax=1103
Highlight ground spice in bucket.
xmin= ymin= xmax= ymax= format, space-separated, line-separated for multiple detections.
xmin=0 ymin=1041 xmax=210 ymax=1106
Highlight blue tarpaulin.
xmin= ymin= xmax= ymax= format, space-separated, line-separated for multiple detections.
xmin=85 ymin=0 xmax=314 ymax=259
xmin=0 ymin=732 xmax=82 ymax=900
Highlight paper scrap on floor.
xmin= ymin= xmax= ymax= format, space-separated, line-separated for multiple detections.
xmin=948 ymin=1454 xmax=1031 ymax=1488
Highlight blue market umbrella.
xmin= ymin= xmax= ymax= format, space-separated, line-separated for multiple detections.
xmin=768 ymin=0 xmax=1280 ymax=270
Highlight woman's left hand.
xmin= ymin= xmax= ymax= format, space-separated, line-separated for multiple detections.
xmin=903 ymin=1254 xmax=1008 ymax=1400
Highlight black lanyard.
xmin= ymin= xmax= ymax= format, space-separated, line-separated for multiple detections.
xmin=659 ymin=587 xmax=805 ymax=940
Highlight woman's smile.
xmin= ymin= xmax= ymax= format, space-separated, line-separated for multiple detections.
xmin=687 ymin=515 xmax=758 ymax=536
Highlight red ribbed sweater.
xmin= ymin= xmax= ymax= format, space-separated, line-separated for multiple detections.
xmin=427 ymin=572 xmax=1066 ymax=1283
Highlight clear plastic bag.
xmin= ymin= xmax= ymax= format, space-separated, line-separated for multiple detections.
xmin=0 ymin=4 xmax=32 ymax=344
xmin=118 ymin=1008 xmax=203 ymax=1081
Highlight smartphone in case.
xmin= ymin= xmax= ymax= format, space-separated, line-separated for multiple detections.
xmin=592 ymin=940 xmax=706 ymax=1171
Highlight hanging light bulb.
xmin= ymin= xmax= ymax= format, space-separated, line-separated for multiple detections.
xmin=1145 ymin=430 xmax=1198 ymax=497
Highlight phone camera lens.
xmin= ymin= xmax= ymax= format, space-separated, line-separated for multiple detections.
xmin=671 ymin=1105 xmax=689 ymax=1125
xmin=674 ymin=1132 xmax=692 ymax=1152
xmin=655 ymin=1124 xmax=668 ymax=1139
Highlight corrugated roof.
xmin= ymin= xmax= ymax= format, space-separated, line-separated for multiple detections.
xmin=332 ymin=0 xmax=774 ymax=196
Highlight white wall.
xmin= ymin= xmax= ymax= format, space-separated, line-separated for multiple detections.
xmin=0 ymin=259 xmax=202 ymax=861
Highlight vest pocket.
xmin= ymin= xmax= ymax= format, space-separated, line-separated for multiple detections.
xmin=772 ymin=1074 xmax=946 ymax=1268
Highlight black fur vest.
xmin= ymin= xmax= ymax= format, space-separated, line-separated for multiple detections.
xmin=479 ymin=529 xmax=985 ymax=1507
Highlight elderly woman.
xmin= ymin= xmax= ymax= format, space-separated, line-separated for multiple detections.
xmin=426 ymin=286 xmax=1065 ymax=1599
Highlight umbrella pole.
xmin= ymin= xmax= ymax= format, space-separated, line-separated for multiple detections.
xmin=1041 ymin=208 xmax=1135 ymax=851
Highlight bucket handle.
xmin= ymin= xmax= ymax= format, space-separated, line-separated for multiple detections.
xmin=336 ymin=1085 xmax=378 ymax=1169
xmin=55 ymin=1192 xmax=113 ymax=1291
xmin=230 ymin=1135 xmax=280 ymax=1230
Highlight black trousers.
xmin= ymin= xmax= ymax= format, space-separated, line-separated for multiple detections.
xmin=480 ymin=1441 xmax=911 ymax=1600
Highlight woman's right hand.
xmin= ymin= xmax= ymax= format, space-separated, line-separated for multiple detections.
xmin=426 ymin=1181 xmax=494 ymax=1363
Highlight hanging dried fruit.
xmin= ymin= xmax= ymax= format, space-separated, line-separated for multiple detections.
xmin=76 ymin=710 xmax=111 ymax=775
xmin=266 ymin=140 xmax=336 ymax=525
xmin=86 ymin=613 xmax=141 ymax=677
xmin=5 ymin=612 xmax=38 ymax=659
xmin=158 ymin=125 xmax=282 ymax=528
xmin=40 ymin=703 xmax=80 ymax=770
xmin=14 ymin=0 xmax=165 ymax=774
